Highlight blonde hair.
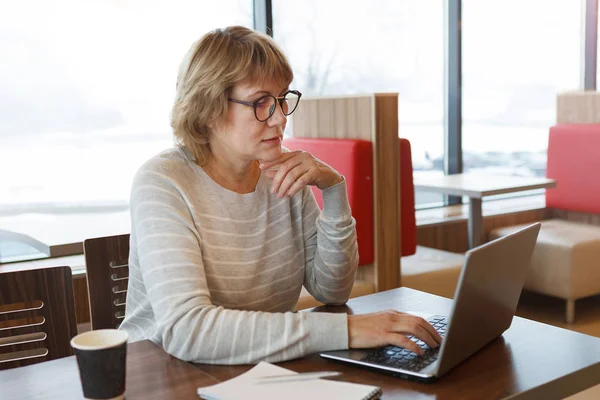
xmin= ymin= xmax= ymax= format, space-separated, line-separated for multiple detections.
xmin=171 ymin=26 xmax=293 ymax=165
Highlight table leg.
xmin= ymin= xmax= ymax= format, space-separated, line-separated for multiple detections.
xmin=468 ymin=198 xmax=483 ymax=249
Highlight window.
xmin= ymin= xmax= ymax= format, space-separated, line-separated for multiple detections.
xmin=272 ymin=0 xmax=445 ymax=207
xmin=0 ymin=0 xmax=252 ymax=261
xmin=462 ymin=0 xmax=581 ymax=181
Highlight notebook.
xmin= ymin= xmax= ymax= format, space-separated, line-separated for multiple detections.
xmin=197 ymin=362 xmax=382 ymax=400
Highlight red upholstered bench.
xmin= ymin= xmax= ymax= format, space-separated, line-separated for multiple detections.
xmin=490 ymin=124 xmax=600 ymax=323
xmin=545 ymin=124 xmax=600 ymax=214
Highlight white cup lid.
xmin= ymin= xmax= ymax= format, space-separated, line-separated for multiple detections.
xmin=71 ymin=329 xmax=129 ymax=351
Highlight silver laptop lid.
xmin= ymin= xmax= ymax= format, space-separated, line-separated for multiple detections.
xmin=434 ymin=222 xmax=541 ymax=377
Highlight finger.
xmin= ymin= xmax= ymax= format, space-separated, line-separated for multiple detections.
xmin=285 ymin=170 xmax=311 ymax=197
xmin=402 ymin=317 xmax=442 ymax=347
xmin=414 ymin=317 xmax=443 ymax=344
xmin=394 ymin=313 xmax=442 ymax=344
xmin=277 ymin=164 xmax=308 ymax=198
xmin=271 ymin=157 xmax=304 ymax=194
xmin=385 ymin=333 xmax=424 ymax=355
xmin=405 ymin=322 xmax=440 ymax=349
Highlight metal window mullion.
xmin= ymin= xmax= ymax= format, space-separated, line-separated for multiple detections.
xmin=253 ymin=0 xmax=273 ymax=37
xmin=444 ymin=0 xmax=463 ymax=205
xmin=582 ymin=0 xmax=598 ymax=89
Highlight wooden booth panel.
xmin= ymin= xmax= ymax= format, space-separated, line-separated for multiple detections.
xmin=292 ymin=95 xmax=374 ymax=141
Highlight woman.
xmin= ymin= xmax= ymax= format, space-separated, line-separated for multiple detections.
xmin=120 ymin=26 xmax=442 ymax=364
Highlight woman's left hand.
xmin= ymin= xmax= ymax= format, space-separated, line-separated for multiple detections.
xmin=259 ymin=151 xmax=343 ymax=198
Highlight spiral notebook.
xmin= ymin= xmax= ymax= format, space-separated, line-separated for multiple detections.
xmin=197 ymin=362 xmax=382 ymax=400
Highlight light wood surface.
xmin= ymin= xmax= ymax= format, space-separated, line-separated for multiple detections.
xmin=292 ymin=94 xmax=374 ymax=140
xmin=414 ymin=173 xmax=556 ymax=198
xmin=3 ymin=288 xmax=600 ymax=399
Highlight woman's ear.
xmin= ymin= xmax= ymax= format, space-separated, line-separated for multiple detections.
xmin=205 ymin=117 xmax=221 ymax=135
xmin=208 ymin=109 xmax=229 ymax=133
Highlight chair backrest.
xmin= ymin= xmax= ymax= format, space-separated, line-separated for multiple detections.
xmin=282 ymin=137 xmax=417 ymax=262
xmin=0 ymin=266 xmax=77 ymax=370
xmin=83 ymin=234 xmax=130 ymax=330
xmin=546 ymin=124 xmax=600 ymax=214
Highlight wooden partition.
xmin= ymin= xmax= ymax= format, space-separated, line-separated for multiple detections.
xmin=291 ymin=93 xmax=402 ymax=291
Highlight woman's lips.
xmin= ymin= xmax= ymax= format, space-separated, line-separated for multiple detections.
xmin=262 ymin=137 xmax=281 ymax=144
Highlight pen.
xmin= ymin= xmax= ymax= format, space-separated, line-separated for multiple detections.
xmin=256 ymin=371 xmax=342 ymax=384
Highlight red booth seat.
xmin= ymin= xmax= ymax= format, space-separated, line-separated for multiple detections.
xmin=546 ymin=124 xmax=600 ymax=214
xmin=282 ymin=137 xmax=417 ymax=267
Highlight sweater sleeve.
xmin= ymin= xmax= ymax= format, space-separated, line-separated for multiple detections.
xmin=129 ymin=165 xmax=349 ymax=364
xmin=301 ymin=178 xmax=359 ymax=305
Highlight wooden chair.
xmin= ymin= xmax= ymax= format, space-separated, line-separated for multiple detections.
xmin=0 ymin=266 xmax=77 ymax=370
xmin=83 ymin=234 xmax=130 ymax=330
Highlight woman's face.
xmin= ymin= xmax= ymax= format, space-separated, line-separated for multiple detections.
xmin=211 ymin=79 xmax=288 ymax=165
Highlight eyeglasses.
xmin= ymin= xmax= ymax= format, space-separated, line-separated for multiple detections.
xmin=228 ymin=90 xmax=302 ymax=122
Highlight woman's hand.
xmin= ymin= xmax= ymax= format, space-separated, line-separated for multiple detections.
xmin=347 ymin=311 xmax=443 ymax=355
xmin=259 ymin=151 xmax=343 ymax=198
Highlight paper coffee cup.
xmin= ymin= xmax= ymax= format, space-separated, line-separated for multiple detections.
xmin=71 ymin=329 xmax=129 ymax=400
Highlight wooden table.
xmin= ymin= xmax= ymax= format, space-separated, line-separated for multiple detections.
xmin=414 ymin=173 xmax=556 ymax=248
xmin=2 ymin=288 xmax=600 ymax=399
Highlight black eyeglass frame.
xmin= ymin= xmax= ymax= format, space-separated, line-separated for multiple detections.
xmin=228 ymin=89 xmax=302 ymax=122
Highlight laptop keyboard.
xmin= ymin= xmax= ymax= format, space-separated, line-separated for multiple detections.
xmin=361 ymin=315 xmax=448 ymax=372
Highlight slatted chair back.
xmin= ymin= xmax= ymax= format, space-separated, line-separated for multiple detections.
xmin=83 ymin=234 xmax=130 ymax=330
xmin=0 ymin=266 xmax=77 ymax=370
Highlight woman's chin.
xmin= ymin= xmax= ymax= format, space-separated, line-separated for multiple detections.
xmin=257 ymin=147 xmax=283 ymax=163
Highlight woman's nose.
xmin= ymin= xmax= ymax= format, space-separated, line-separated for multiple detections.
xmin=267 ymin=101 xmax=287 ymax=126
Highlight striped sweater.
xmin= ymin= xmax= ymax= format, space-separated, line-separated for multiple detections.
xmin=120 ymin=147 xmax=359 ymax=364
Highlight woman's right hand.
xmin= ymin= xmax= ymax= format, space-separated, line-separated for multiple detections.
xmin=347 ymin=311 xmax=443 ymax=355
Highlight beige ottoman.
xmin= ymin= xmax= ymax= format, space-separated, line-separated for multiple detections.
xmin=401 ymin=246 xmax=466 ymax=299
xmin=489 ymin=219 xmax=600 ymax=323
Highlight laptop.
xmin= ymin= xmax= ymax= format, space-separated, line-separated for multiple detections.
xmin=320 ymin=222 xmax=541 ymax=382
